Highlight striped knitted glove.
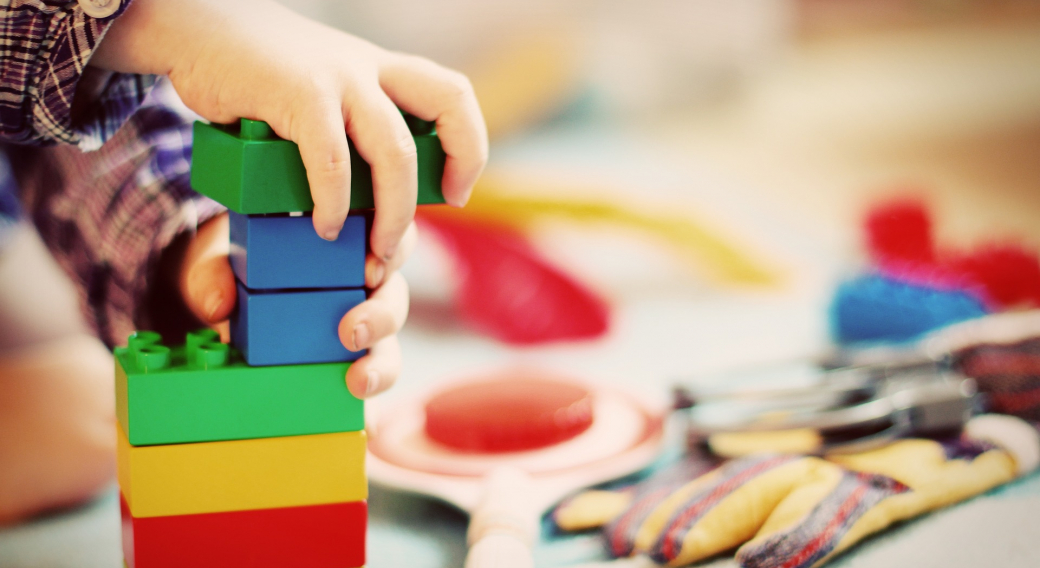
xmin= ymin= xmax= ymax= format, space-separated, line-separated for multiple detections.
xmin=554 ymin=416 xmax=1038 ymax=568
xmin=935 ymin=311 xmax=1040 ymax=425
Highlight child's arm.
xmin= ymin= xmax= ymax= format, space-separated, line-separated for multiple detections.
xmin=91 ymin=0 xmax=488 ymax=264
xmin=14 ymin=77 xmax=413 ymax=398
xmin=0 ymin=1 xmax=154 ymax=148
xmin=8 ymin=81 xmax=225 ymax=348
xmin=4 ymin=0 xmax=483 ymax=398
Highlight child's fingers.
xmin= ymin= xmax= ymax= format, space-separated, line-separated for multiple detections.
xmin=290 ymin=97 xmax=353 ymax=241
xmin=344 ymin=91 xmax=417 ymax=261
xmin=379 ymin=54 xmax=488 ymax=207
xmin=183 ymin=256 xmax=237 ymax=325
xmin=338 ymin=271 xmax=409 ymax=353
xmin=179 ymin=214 xmax=237 ymax=325
xmin=344 ymin=334 xmax=401 ymax=399
xmin=366 ymin=221 xmax=418 ymax=289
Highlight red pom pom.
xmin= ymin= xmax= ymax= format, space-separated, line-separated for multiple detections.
xmin=944 ymin=243 xmax=1040 ymax=309
xmin=865 ymin=198 xmax=935 ymax=266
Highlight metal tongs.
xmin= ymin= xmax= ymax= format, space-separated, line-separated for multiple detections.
xmin=675 ymin=353 xmax=979 ymax=454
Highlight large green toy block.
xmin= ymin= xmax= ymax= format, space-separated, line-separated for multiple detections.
xmin=115 ymin=329 xmax=363 ymax=447
xmin=191 ymin=116 xmax=447 ymax=214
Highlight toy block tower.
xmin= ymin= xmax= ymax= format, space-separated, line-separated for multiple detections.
xmin=115 ymin=116 xmax=446 ymax=567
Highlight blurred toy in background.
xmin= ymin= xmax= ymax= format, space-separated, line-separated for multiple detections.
xmin=416 ymin=214 xmax=611 ymax=345
xmin=677 ymin=311 xmax=1040 ymax=458
xmin=864 ymin=198 xmax=1040 ymax=310
xmin=831 ymin=274 xmax=988 ymax=345
xmin=831 ymin=197 xmax=1040 ymax=344
xmin=449 ymin=175 xmax=779 ymax=287
xmin=366 ymin=368 xmax=667 ymax=568
xmin=415 ymin=174 xmax=780 ymax=346
xmin=926 ymin=310 xmax=1040 ymax=426
xmin=678 ymin=363 xmax=979 ymax=458
xmin=554 ymin=311 xmax=1040 ymax=568
xmin=555 ymin=414 xmax=1036 ymax=568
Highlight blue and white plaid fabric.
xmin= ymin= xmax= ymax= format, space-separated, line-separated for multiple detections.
xmin=0 ymin=153 xmax=19 ymax=248
xmin=0 ymin=1 xmax=223 ymax=346
xmin=4 ymin=81 xmax=224 ymax=347
xmin=0 ymin=0 xmax=155 ymax=148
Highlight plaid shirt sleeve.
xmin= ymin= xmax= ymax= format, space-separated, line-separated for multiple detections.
xmin=8 ymin=80 xmax=225 ymax=347
xmin=0 ymin=0 xmax=157 ymax=149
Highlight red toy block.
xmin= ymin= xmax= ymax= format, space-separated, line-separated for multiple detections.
xmin=121 ymin=495 xmax=366 ymax=568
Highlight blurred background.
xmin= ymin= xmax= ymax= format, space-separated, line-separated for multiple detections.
xmin=4 ymin=1 xmax=1040 ymax=567
xmin=272 ymin=0 xmax=1040 ymax=375
xmin=281 ymin=1 xmax=1040 ymax=566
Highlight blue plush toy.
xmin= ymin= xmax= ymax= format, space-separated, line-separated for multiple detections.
xmin=830 ymin=273 xmax=988 ymax=345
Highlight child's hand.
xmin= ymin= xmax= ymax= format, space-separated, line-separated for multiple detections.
xmin=93 ymin=0 xmax=487 ymax=266
xmin=177 ymin=213 xmax=414 ymax=399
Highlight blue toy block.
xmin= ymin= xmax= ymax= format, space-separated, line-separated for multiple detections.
xmin=229 ymin=212 xmax=367 ymax=290
xmin=231 ymin=282 xmax=367 ymax=366
xmin=830 ymin=273 xmax=988 ymax=345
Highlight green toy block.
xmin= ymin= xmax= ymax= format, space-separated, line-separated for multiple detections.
xmin=190 ymin=116 xmax=447 ymax=214
xmin=115 ymin=329 xmax=363 ymax=446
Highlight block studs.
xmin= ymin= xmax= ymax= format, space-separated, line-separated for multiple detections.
xmin=126 ymin=331 xmax=170 ymax=372
xmin=186 ymin=329 xmax=221 ymax=352
xmin=240 ymin=119 xmax=274 ymax=141
xmin=182 ymin=329 xmax=229 ymax=370
xmin=135 ymin=345 xmax=171 ymax=372
xmin=193 ymin=342 xmax=230 ymax=370
xmin=128 ymin=330 xmax=162 ymax=350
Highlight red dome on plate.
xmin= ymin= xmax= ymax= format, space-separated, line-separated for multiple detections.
xmin=423 ymin=372 xmax=594 ymax=453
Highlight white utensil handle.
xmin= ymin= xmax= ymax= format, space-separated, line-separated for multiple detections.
xmin=465 ymin=532 xmax=534 ymax=568
xmin=465 ymin=466 xmax=538 ymax=568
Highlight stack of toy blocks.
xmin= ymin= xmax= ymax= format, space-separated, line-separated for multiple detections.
xmin=116 ymin=116 xmax=446 ymax=567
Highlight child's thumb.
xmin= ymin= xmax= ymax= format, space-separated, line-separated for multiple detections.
xmin=179 ymin=214 xmax=237 ymax=325
xmin=185 ymin=257 xmax=237 ymax=324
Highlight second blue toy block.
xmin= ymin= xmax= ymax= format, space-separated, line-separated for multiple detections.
xmin=231 ymin=282 xmax=367 ymax=366
xmin=229 ymin=212 xmax=366 ymax=290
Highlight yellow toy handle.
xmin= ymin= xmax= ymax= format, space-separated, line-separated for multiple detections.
xmin=433 ymin=174 xmax=781 ymax=287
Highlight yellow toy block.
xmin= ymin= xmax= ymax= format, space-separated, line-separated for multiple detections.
xmin=117 ymin=423 xmax=366 ymax=518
